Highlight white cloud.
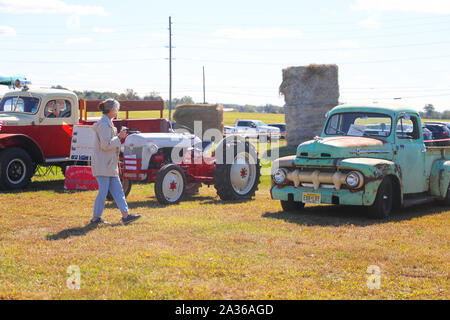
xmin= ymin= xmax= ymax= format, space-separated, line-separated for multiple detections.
xmin=0 ymin=25 xmax=16 ymax=36
xmin=0 ymin=0 xmax=107 ymax=15
xmin=93 ymin=27 xmax=115 ymax=33
xmin=65 ymin=37 xmax=92 ymax=45
xmin=358 ymin=17 xmax=380 ymax=29
xmin=212 ymin=28 xmax=304 ymax=40
xmin=338 ymin=40 xmax=360 ymax=49
xmin=351 ymin=0 xmax=450 ymax=15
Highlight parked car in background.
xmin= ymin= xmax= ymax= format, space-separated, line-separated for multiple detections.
xmin=422 ymin=126 xmax=434 ymax=146
xmin=233 ymin=120 xmax=280 ymax=141
xmin=223 ymin=125 xmax=236 ymax=136
xmin=268 ymin=123 xmax=286 ymax=139
xmin=423 ymin=122 xmax=450 ymax=146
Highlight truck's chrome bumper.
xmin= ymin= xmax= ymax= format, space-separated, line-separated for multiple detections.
xmin=271 ymin=185 xmax=366 ymax=206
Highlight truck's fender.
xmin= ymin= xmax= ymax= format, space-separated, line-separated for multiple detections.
xmin=429 ymin=160 xmax=450 ymax=198
xmin=0 ymin=133 xmax=44 ymax=163
xmin=337 ymin=158 xmax=403 ymax=206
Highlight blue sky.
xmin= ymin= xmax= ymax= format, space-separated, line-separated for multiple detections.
xmin=1 ymin=0 xmax=450 ymax=110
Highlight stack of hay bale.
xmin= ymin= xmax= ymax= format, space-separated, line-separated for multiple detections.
xmin=279 ymin=64 xmax=339 ymax=147
xmin=173 ymin=104 xmax=224 ymax=138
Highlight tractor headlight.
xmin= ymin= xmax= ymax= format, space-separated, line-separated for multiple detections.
xmin=346 ymin=171 xmax=364 ymax=189
xmin=149 ymin=144 xmax=159 ymax=154
xmin=273 ymin=168 xmax=287 ymax=184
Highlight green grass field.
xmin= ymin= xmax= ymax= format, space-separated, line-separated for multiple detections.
xmin=89 ymin=110 xmax=286 ymax=127
xmin=0 ymin=169 xmax=448 ymax=300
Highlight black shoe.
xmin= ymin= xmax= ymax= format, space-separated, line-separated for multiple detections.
xmin=122 ymin=214 xmax=142 ymax=225
xmin=90 ymin=218 xmax=110 ymax=225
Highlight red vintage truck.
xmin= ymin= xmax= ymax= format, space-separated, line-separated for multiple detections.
xmin=0 ymin=87 xmax=167 ymax=190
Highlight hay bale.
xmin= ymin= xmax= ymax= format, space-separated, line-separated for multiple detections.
xmin=173 ymin=104 xmax=224 ymax=136
xmin=279 ymin=64 xmax=339 ymax=106
xmin=279 ymin=64 xmax=340 ymax=146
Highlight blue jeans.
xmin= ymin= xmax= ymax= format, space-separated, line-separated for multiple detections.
xmin=93 ymin=176 xmax=128 ymax=218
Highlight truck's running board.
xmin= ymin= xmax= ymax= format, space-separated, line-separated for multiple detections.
xmin=403 ymin=196 xmax=439 ymax=207
xmin=45 ymin=157 xmax=71 ymax=163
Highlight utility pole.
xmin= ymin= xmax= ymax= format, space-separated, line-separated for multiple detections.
xmin=202 ymin=66 xmax=206 ymax=104
xmin=168 ymin=16 xmax=173 ymax=122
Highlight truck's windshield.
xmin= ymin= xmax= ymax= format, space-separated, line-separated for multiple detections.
xmin=325 ymin=112 xmax=392 ymax=138
xmin=0 ymin=96 xmax=40 ymax=114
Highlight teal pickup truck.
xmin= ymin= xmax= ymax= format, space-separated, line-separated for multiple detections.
xmin=271 ymin=104 xmax=450 ymax=218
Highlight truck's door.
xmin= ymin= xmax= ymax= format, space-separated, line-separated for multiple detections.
xmin=38 ymin=98 xmax=75 ymax=159
xmin=394 ymin=113 xmax=427 ymax=194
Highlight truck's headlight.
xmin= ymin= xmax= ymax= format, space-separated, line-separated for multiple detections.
xmin=273 ymin=168 xmax=287 ymax=184
xmin=346 ymin=171 xmax=363 ymax=189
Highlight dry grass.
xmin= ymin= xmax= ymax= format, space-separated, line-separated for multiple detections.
xmin=0 ymin=171 xmax=448 ymax=300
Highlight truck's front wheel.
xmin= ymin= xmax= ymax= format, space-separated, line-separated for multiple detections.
xmin=438 ymin=183 xmax=450 ymax=206
xmin=368 ymin=177 xmax=393 ymax=219
xmin=0 ymin=148 xmax=34 ymax=190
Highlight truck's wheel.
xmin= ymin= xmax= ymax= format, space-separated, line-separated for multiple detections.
xmin=438 ymin=183 xmax=450 ymax=206
xmin=155 ymin=164 xmax=186 ymax=205
xmin=0 ymin=148 xmax=34 ymax=191
xmin=214 ymin=140 xmax=261 ymax=200
xmin=106 ymin=179 xmax=132 ymax=201
xmin=280 ymin=200 xmax=305 ymax=212
xmin=368 ymin=177 xmax=393 ymax=219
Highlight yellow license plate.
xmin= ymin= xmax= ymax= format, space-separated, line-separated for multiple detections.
xmin=302 ymin=192 xmax=321 ymax=204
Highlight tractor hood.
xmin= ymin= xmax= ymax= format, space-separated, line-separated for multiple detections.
xmin=124 ymin=132 xmax=202 ymax=149
xmin=297 ymin=136 xmax=392 ymax=160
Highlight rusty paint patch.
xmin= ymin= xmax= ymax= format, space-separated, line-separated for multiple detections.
xmin=318 ymin=136 xmax=384 ymax=147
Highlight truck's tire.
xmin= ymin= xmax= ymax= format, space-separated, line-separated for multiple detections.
xmin=106 ymin=179 xmax=132 ymax=201
xmin=154 ymin=164 xmax=186 ymax=205
xmin=214 ymin=139 xmax=261 ymax=200
xmin=0 ymin=148 xmax=34 ymax=191
xmin=280 ymin=200 xmax=305 ymax=212
xmin=368 ymin=177 xmax=393 ymax=219
xmin=438 ymin=183 xmax=450 ymax=206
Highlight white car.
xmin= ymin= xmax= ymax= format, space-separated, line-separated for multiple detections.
xmin=233 ymin=120 xmax=280 ymax=141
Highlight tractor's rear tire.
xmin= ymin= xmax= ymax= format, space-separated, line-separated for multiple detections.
xmin=280 ymin=200 xmax=305 ymax=212
xmin=214 ymin=139 xmax=261 ymax=200
xmin=106 ymin=179 xmax=132 ymax=201
xmin=0 ymin=148 xmax=34 ymax=191
xmin=368 ymin=177 xmax=393 ymax=219
xmin=154 ymin=164 xmax=186 ymax=205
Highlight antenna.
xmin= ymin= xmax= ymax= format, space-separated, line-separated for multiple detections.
xmin=168 ymin=16 xmax=173 ymax=122
xmin=203 ymin=66 xmax=206 ymax=104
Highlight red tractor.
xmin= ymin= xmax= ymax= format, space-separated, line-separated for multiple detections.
xmin=110 ymin=130 xmax=261 ymax=204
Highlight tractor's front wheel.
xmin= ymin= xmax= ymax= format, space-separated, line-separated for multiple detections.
xmin=154 ymin=164 xmax=186 ymax=205
xmin=0 ymin=148 xmax=34 ymax=190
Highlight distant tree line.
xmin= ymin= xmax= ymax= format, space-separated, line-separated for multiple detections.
xmin=51 ymin=86 xmax=284 ymax=113
xmin=419 ymin=104 xmax=450 ymax=120
xmin=49 ymin=87 xmax=450 ymax=117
